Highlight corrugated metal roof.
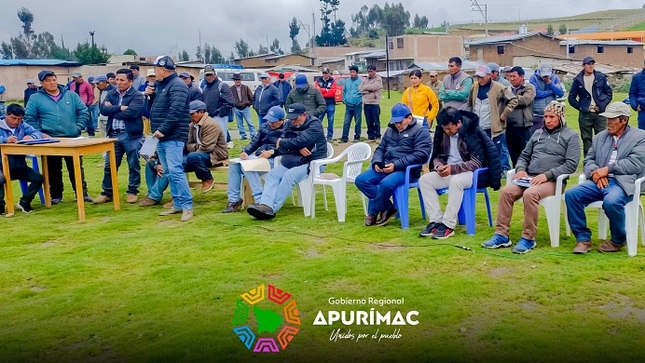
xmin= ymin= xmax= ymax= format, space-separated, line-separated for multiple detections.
xmin=264 ymin=53 xmax=313 ymax=60
xmin=0 ymin=59 xmax=82 ymax=66
xmin=362 ymin=50 xmax=386 ymax=59
xmin=467 ymin=31 xmax=544 ymax=45
xmin=558 ymin=40 xmax=643 ymax=46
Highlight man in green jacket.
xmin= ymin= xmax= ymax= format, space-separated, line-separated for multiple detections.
xmin=24 ymin=70 xmax=92 ymax=204
xmin=285 ymin=74 xmax=325 ymax=120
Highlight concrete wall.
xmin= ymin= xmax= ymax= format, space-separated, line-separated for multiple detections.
xmin=264 ymin=54 xmax=313 ymax=66
xmin=389 ymin=35 xmax=464 ymax=62
xmin=566 ymin=44 xmax=644 ymax=68
xmin=469 ymin=36 xmax=560 ymax=67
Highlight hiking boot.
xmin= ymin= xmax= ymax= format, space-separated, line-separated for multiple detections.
xmin=222 ymin=200 xmax=244 ymax=213
xmin=512 ymin=237 xmax=536 ymax=254
xmin=93 ymin=194 xmax=112 ymax=204
xmin=573 ymin=241 xmax=592 ymax=254
xmin=419 ymin=222 xmax=440 ymax=237
xmin=163 ymin=199 xmax=174 ymax=208
xmin=181 ymin=209 xmax=193 ymax=222
xmin=159 ymin=207 xmax=182 ymax=216
xmin=138 ymin=197 xmax=159 ymax=207
xmin=431 ymin=223 xmax=455 ymax=239
xmin=364 ymin=214 xmax=377 ymax=226
xmin=201 ymin=179 xmax=215 ymax=194
xmin=482 ymin=234 xmax=512 ymax=249
xmin=375 ymin=207 xmax=398 ymax=226
xmin=247 ymin=204 xmax=275 ymax=220
xmin=598 ymin=240 xmax=624 ymax=253
xmin=18 ymin=199 xmax=34 ymax=213
xmin=126 ymin=194 xmax=138 ymax=204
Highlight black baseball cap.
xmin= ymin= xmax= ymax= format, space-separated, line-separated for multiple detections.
xmin=286 ymin=103 xmax=306 ymax=119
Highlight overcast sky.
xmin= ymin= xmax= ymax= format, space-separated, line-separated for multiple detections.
xmin=0 ymin=0 xmax=642 ymax=59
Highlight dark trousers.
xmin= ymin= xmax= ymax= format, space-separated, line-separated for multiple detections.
xmin=364 ymin=104 xmax=381 ymax=139
xmin=183 ymin=152 xmax=214 ymax=181
xmin=532 ymin=115 xmax=544 ymax=134
xmin=638 ymin=111 xmax=645 ymax=130
xmin=579 ymin=111 xmax=606 ymax=156
xmin=102 ymin=133 xmax=143 ymax=197
xmin=506 ymin=125 xmax=531 ymax=168
xmin=47 ymin=156 xmax=88 ymax=199
xmin=0 ymin=165 xmax=43 ymax=205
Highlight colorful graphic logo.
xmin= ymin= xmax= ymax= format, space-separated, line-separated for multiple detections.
xmin=232 ymin=284 xmax=301 ymax=352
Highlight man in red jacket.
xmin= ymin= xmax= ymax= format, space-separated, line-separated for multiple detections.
xmin=69 ymin=72 xmax=95 ymax=136
xmin=315 ymin=67 xmax=338 ymax=141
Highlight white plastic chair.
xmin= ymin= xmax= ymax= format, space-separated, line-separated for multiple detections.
xmin=506 ymin=170 xmax=569 ymax=247
xmin=292 ymin=142 xmax=334 ymax=216
xmin=565 ymin=175 xmax=645 ymax=257
xmin=308 ymin=142 xmax=372 ymax=222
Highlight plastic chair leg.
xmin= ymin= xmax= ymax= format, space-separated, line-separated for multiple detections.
xmin=625 ymin=201 xmax=638 ymax=257
xmin=333 ymin=183 xmax=346 ymax=222
xmin=598 ymin=211 xmax=608 ymax=240
xmin=394 ymin=186 xmax=410 ymax=229
xmin=461 ymin=189 xmax=476 ymax=235
xmin=542 ymin=199 xmax=562 ymax=248
xmin=416 ymin=188 xmax=426 ymax=220
xmin=483 ymin=190 xmax=492 ymax=227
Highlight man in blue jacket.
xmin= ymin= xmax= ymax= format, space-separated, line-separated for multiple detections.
xmin=24 ymin=69 xmax=92 ymax=204
xmin=0 ymin=104 xmax=44 ymax=214
xmin=202 ymin=66 xmax=235 ymax=147
xmin=568 ymin=56 xmax=613 ymax=156
xmin=254 ymin=73 xmax=282 ymax=126
xmin=247 ymin=103 xmax=327 ymax=220
xmin=529 ymin=63 xmax=564 ymax=132
xmin=273 ymin=73 xmax=292 ymax=107
xmin=93 ymin=68 xmax=145 ymax=205
xmin=341 ymin=65 xmax=363 ymax=142
xmin=566 ymin=102 xmax=645 ymax=254
xmin=628 ymin=59 xmax=645 ymax=130
xmin=355 ymin=103 xmax=431 ymax=226
xmin=149 ymin=56 xmax=193 ymax=222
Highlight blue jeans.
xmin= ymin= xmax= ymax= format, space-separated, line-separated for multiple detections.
xmin=341 ymin=103 xmax=362 ymax=141
xmin=102 ymin=133 xmax=143 ymax=196
xmin=484 ymin=130 xmax=511 ymax=176
xmin=320 ymin=103 xmax=335 ymax=140
xmin=157 ymin=140 xmax=192 ymax=210
xmin=228 ymin=158 xmax=274 ymax=203
xmin=355 ymin=168 xmax=407 ymax=215
xmin=234 ymin=107 xmax=256 ymax=139
xmin=259 ymin=162 xmax=309 ymax=212
xmin=88 ymin=104 xmax=99 ymax=135
xmin=183 ymin=152 xmax=213 ymax=181
xmin=145 ymin=159 xmax=169 ymax=202
xmin=638 ymin=111 xmax=645 ymax=130
xmin=213 ymin=115 xmax=231 ymax=142
xmin=565 ymin=179 xmax=633 ymax=244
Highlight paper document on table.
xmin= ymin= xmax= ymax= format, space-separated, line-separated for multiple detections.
xmin=139 ymin=136 xmax=158 ymax=157
xmin=229 ymin=156 xmax=271 ymax=172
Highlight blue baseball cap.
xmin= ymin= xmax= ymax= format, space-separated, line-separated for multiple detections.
xmin=263 ymin=106 xmax=286 ymax=122
xmin=295 ymin=74 xmax=308 ymax=88
xmin=389 ymin=103 xmax=412 ymax=124
xmin=189 ymin=100 xmax=207 ymax=114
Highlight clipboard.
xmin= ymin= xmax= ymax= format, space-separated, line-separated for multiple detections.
xmin=139 ymin=136 xmax=158 ymax=157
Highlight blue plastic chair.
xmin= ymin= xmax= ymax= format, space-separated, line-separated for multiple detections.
xmin=19 ymin=155 xmax=45 ymax=206
xmin=436 ymin=167 xmax=492 ymax=235
xmin=392 ymin=163 xmax=426 ymax=229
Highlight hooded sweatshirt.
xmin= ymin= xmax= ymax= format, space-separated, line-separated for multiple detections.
xmin=0 ymin=118 xmax=43 ymax=169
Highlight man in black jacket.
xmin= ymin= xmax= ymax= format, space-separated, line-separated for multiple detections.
xmin=94 ymin=68 xmax=145 ymax=205
xmin=149 ymin=56 xmax=193 ymax=222
xmin=247 ymin=103 xmax=327 ymax=220
xmin=568 ymin=56 xmax=613 ymax=155
xmin=419 ymin=107 xmax=501 ymax=239
xmin=355 ymin=103 xmax=431 ymax=226
xmin=202 ymin=65 xmax=235 ymax=147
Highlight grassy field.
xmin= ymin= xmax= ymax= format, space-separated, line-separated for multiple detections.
xmin=1 ymin=92 xmax=644 ymax=362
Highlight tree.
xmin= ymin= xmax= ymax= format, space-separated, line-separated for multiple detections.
xmin=17 ymin=7 xmax=34 ymax=38
xmin=123 ymin=48 xmax=137 ymax=56
xmin=203 ymin=43 xmax=211 ymax=64
xmin=195 ymin=46 xmax=202 ymax=61
xmin=179 ymin=49 xmax=189 ymax=62
xmin=413 ymin=14 xmax=428 ymax=28
xmin=270 ymin=38 xmax=284 ymax=55
xmin=350 ymin=5 xmax=370 ymax=35
xmin=289 ymin=17 xmax=301 ymax=53
xmin=315 ymin=0 xmax=347 ymax=46
xmin=258 ymin=44 xmax=269 ymax=55
xmin=559 ymin=24 xmax=568 ymax=35
xmin=234 ymin=39 xmax=250 ymax=58
xmin=291 ymin=39 xmax=302 ymax=54
xmin=209 ymin=45 xmax=225 ymax=64
xmin=0 ymin=7 xmax=71 ymax=60
xmin=546 ymin=24 xmax=554 ymax=36
xmin=73 ymin=41 xmax=110 ymax=65
xmin=228 ymin=52 xmax=236 ymax=63
xmin=381 ymin=2 xmax=410 ymax=36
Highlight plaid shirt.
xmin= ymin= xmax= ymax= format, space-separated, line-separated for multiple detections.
xmin=111 ymin=87 xmax=131 ymax=134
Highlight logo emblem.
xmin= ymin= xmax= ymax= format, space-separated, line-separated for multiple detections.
xmin=232 ymin=284 xmax=301 ymax=352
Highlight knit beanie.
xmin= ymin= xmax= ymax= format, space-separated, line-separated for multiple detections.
xmin=544 ymin=101 xmax=566 ymax=125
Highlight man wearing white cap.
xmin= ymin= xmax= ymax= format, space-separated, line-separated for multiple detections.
xmin=203 ymin=65 xmax=235 ymax=148
xmin=253 ymin=73 xmax=282 ymax=127
xmin=565 ymin=101 xmax=645 ymax=254
xmin=529 ymin=63 xmax=564 ymax=133
xmin=23 ymin=79 xmax=37 ymax=106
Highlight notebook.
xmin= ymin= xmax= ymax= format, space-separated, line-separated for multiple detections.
xmin=16 ymin=138 xmax=60 ymax=145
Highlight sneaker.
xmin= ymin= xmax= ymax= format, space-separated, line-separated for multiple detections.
xmin=573 ymin=241 xmax=592 ymax=254
xmin=431 ymin=224 xmax=455 ymax=239
xmin=83 ymin=195 xmax=93 ymax=203
xmin=340 ymin=139 xmax=348 ymax=143
xmin=364 ymin=214 xmax=377 ymax=226
xmin=227 ymin=141 xmax=235 ymax=149
xmin=18 ymin=200 xmax=34 ymax=213
xmin=247 ymin=203 xmax=275 ymax=220
xmin=419 ymin=222 xmax=440 ymax=237
xmin=482 ymin=234 xmax=512 ymax=249
xmin=126 ymin=194 xmax=138 ymax=204
xmin=163 ymin=199 xmax=174 ymax=208
xmin=93 ymin=194 xmax=112 ymax=204
xmin=51 ymin=197 xmax=63 ymax=205
xmin=181 ymin=209 xmax=193 ymax=222
xmin=138 ymin=197 xmax=159 ymax=207
xmin=375 ymin=207 xmax=398 ymax=226
xmin=512 ymin=237 xmax=536 ymax=254
xmin=222 ymin=200 xmax=244 ymax=213
xmin=201 ymin=179 xmax=215 ymax=194
xmin=598 ymin=240 xmax=624 ymax=253
xmin=159 ymin=207 xmax=182 ymax=216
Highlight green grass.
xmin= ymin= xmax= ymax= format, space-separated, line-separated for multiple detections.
xmin=1 ymin=93 xmax=645 ymax=362
xmin=623 ymin=21 xmax=645 ymax=31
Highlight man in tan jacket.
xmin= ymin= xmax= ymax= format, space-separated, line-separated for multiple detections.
xmin=183 ymin=100 xmax=228 ymax=193
xmin=359 ymin=65 xmax=384 ymax=141
xmin=468 ymin=65 xmax=517 ymax=176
